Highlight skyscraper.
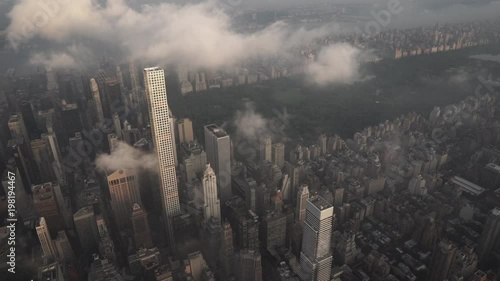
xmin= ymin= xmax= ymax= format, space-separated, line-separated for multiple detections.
xmin=300 ymin=196 xmax=333 ymax=281
xmin=144 ymin=67 xmax=180 ymax=218
xmin=131 ymin=203 xmax=153 ymax=249
xmin=36 ymin=217 xmax=57 ymax=261
xmin=33 ymin=183 xmax=65 ymax=236
xmin=204 ymin=124 xmax=232 ymax=202
xmin=271 ymin=143 xmax=285 ymax=169
xmin=41 ymin=133 xmax=65 ymax=185
xmin=178 ymin=118 xmax=194 ymax=144
xmin=54 ymin=230 xmax=75 ymax=263
xmin=219 ymin=221 xmax=234 ymax=278
xmin=259 ymin=136 xmax=272 ymax=163
xmin=202 ymin=164 xmax=221 ymax=221
xmin=31 ymin=138 xmax=56 ymax=183
xmin=296 ymin=184 xmax=309 ymax=226
xmin=427 ymin=239 xmax=457 ymax=281
xmin=73 ymin=206 xmax=100 ymax=252
xmin=90 ymin=78 xmax=105 ymax=126
xmin=477 ymin=207 xmax=500 ymax=263
xmin=234 ymin=249 xmax=263 ymax=281
xmin=8 ymin=114 xmax=30 ymax=148
xmin=107 ymin=169 xmax=142 ymax=229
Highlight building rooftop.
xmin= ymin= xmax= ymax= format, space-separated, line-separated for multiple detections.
xmin=205 ymin=124 xmax=228 ymax=138
xmin=308 ymin=196 xmax=333 ymax=211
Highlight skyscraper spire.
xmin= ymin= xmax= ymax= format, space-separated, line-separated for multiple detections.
xmin=202 ymin=163 xmax=221 ymax=221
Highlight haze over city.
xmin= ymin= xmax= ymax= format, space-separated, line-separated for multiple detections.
xmin=0 ymin=0 xmax=499 ymax=281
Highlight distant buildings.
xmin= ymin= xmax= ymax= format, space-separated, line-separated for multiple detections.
xmin=477 ymin=207 xmax=500 ymax=263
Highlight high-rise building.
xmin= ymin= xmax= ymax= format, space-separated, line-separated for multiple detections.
xmin=261 ymin=211 xmax=287 ymax=251
xmin=36 ymin=217 xmax=57 ymax=261
xmin=318 ymin=134 xmax=327 ymax=156
xmin=90 ymin=78 xmax=105 ymax=126
xmin=73 ymin=206 xmax=100 ymax=252
xmin=477 ymin=207 xmax=500 ymax=262
xmin=33 ymin=183 xmax=65 ymax=235
xmin=204 ymin=124 xmax=232 ymax=202
xmin=54 ymin=230 xmax=75 ymax=263
xmin=31 ymin=138 xmax=57 ymax=183
xmin=113 ymin=112 xmax=122 ymax=139
xmin=271 ymin=143 xmax=285 ymax=169
xmin=188 ymin=251 xmax=206 ymax=281
xmin=202 ymin=164 xmax=221 ymax=221
xmin=131 ymin=203 xmax=153 ymax=249
xmin=178 ymin=118 xmax=194 ymax=144
xmin=296 ymin=184 xmax=309 ymax=226
xmin=181 ymin=141 xmax=207 ymax=184
xmin=219 ymin=221 xmax=233 ymax=278
xmin=8 ymin=115 xmax=30 ymax=148
xmin=169 ymin=110 xmax=178 ymax=166
xmin=234 ymin=249 xmax=263 ymax=281
xmin=107 ymin=169 xmax=142 ymax=228
xmin=300 ymin=196 xmax=333 ymax=281
xmin=107 ymin=133 xmax=119 ymax=153
xmin=38 ymin=262 xmax=64 ymax=281
xmin=259 ymin=136 xmax=272 ymax=163
xmin=427 ymin=239 xmax=457 ymax=281
xmin=144 ymin=67 xmax=180 ymax=219
xmin=18 ymin=99 xmax=38 ymax=137
xmin=41 ymin=133 xmax=65 ymax=185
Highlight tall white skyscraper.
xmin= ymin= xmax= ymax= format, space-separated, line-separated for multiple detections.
xmin=144 ymin=67 xmax=180 ymax=218
xmin=300 ymin=196 xmax=333 ymax=281
xmin=296 ymin=184 xmax=309 ymax=226
xmin=36 ymin=217 xmax=57 ymax=261
xmin=201 ymin=164 xmax=221 ymax=221
xmin=204 ymin=124 xmax=232 ymax=202
xmin=90 ymin=78 xmax=105 ymax=126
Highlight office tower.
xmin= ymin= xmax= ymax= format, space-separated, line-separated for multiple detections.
xmin=188 ymin=251 xmax=206 ymax=281
xmin=181 ymin=141 xmax=207 ymax=183
xmin=177 ymin=118 xmax=194 ymax=144
xmin=123 ymin=128 xmax=141 ymax=146
xmin=219 ymin=221 xmax=233 ymax=278
xmin=60 ymin=103 xmax=83 ymax=140
xmin=45 ymin=67 xmax=58 ymax=91
xmin=318 ymin=134 xmax=327 ymax=156
xmin=300 ymin=196 xmax=334 ymax=281
xmin=107 ymin=169 xmax=141 ymax=228
xmin=204 ymin=124 xmax=232 ymax=202
xmin=18 ymin=99 xmax=38 ymax=136
xmin=36 ymin=217 xmax=57 ymax=261
xmin=259 ymin=136 xmax=272 ymax=163
xmin=96 ymin=215 xmax=109 ymax=238
xmin=33 ymin=183 xmax=65 ymax=235
xmin=169 ymin=110 xmax=178 ymax=166
xmin=261 ymin=211 xmax=287 ymax=251
xmin=227 ymin=198 xmax=260 ymax=250
xmin=73 ymin=206 xmax=100 ymax=251
xmin=107 ymin=133 xmax=119 ymax=153
xmin=90 ymin=78 xmax=105 ymax=126
xmin=272 ymin=143 xmax=285 ymax=169
xmin=131 ymin=203 xmax=153 ymax=249
xmin=31 ymin=138 xmax=57 ymax=183
xmin=116 ymin=65 xmax=125 ymax=89
xmin=155 ymin=265 xmax=174 ymax=281
xmin=38 ymin=262 xmax=64 ymax=281
xmin=449 ymin=245 xmax=478 ymax=281
xmin=427 ymin=239 xmax=457 ymax=281
xmin=7 ymin=139 xmax=34 ymax=188
xmin=41 ymin=133 xmax=65 ymax=185
xmin=8 ymin=114 xmax=30 ymax=145
xmin=89 ymin=256 xmax=121 ymax=281
xmin=113 ymin=112 xmax=122 ymax=138
xmin=104 ymin=78 xmax=123 ymax=119
xmin=202 ymin=164 xmax=221 ymax=221
xmin=408 ymin=175 xmax=427 ymax=195
xmin=55 ymin=230 xmax=75 ymax=263
xmin=477 ymin=207 xmax=500 ymax=262
xmin=144 ymin=67 xmax=180 ymax=220
xmin=234 ymin=249 xmax=263 ymax=281
xmin=333 ymin=187 xmax=344 ymax=208
xmin=334 ymin=231 xmax=358 ymax=265
xmin=296 ymin=184 xmax=309 ymax=226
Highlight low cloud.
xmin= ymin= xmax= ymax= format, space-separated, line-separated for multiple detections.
xmin=233 ymin=103 xmax=269 ymax=140
xmin=96 ymin=142 xmax=158 ymax=173
xmin=305 ymin=43 xmax=365 ymax=86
